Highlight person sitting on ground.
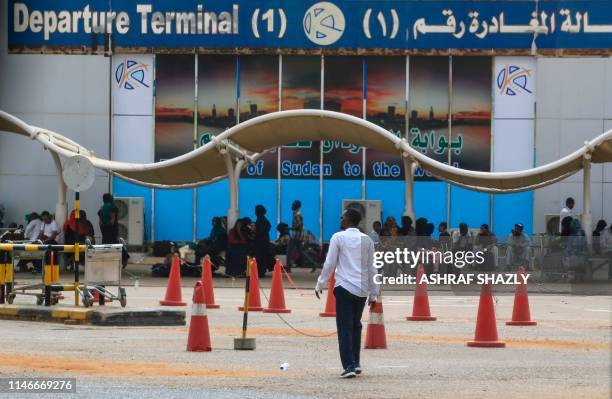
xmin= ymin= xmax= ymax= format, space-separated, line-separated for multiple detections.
xmin=380 ymin=216 xmax=398 ymax=237
xmin=438 ymin=222 xmax=451 ymax=251
xmin=506 ymin=223 xmax=530 ymax=270
xmin=273 ymin=223 xmax=291 ymax=255
xmin=195 ymin=216 xmax=227 ymax=266
xmin=225 ymin=218 xmax=249 ymax=277
xmin=63 ymin=210 xmax=95 ymax=269
xmin=39 ymin=211 xmax=59 ymax=244
xmin=24 ymin=212 xmax=42 ymax=242
xmin=474 ymin=224 xmax=496 ymax=271
xmin=368 ymin=221 xmax=382 ymax=245
xmin=452 ymin=223 xmax=473 ymax=252
xmin=592 ymin=220 xmax=607 ymax=255
xmin=398 ymin=215 xmax=414 ymax=236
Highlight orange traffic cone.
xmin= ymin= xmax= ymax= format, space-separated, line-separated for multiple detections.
xmin=263 ymin=260 xmax=291 ymax=313
xmin=406 ymin=264 xmax=436 ymax=321
xmin=238 ymin=259 xmax=263 ymax=311
xmin=506 ymin=266 xmax=537 ymax=326
xmin=319 ymin=271 xmax=336 ymax=317
xmin=364 ymin=299 xmax=387 ymax=349
xmin=160 ymin=254 xmax=187 ymax=306
xmin=200 ymin=255 xmax=220 ymax=309
xmin=467 ymin=283 xmax=506 ymax=348
xmin=187 ymin=281 xmax=212 ymax=351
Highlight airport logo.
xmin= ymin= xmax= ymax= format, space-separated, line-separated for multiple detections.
xmin=496 ymin=65 xmax=532 ymax=96
xmin=303 ymin=2 xmax=345 ymax=46
xmin=115 ymin=60 xmax=150 ymax=90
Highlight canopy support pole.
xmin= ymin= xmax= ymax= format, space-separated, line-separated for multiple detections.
xmin=51 ymin=151 xmax=67 ymax=226
xmin=582 ymin=154 xmax=592 ymax=247
xmin=402 ymin=156 xmax=416 ymax=221
xmin=224 ymin=151 xmax=240 ymax=229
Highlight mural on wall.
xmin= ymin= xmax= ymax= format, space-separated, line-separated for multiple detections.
xmin=197 ymin=55 xmax=237 ymax=148
xmin=154 ymin=54 xmax=492 ymax=176
xmin=451 ymin=56 xmax=492 ymax=172
xmin=365 ymin=56 xmax=406 ymax=180
xmin=281 ymin=55 xmax=322 ymax=179
xmin=154 ymin=54 xmax=195 ymax=162
xmin=408 ymin=56 xmax=450 ymax=180
xmin=239 ymin=55 xmax=279 ymax=178
xmin=324 ymin=56 xmax=364 ymax=180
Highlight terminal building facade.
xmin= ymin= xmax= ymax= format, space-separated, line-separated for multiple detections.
xmin=1 ymin=0 xmax=612 ymax=243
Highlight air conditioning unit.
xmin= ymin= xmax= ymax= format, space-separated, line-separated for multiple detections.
xmin=341 ymin=200 xmax=382 ymax=233
xmin=114 ymin=197 xmax=144 ymax=247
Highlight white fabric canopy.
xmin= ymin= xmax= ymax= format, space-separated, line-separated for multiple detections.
xmin=2 ymin=109 xmax=612 ymax=193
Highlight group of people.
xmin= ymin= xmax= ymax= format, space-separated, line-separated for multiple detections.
xmin=4 ymin=193 xmax=122 ymax=272
xmin=195 ymin=200 xmax=307 ymax=278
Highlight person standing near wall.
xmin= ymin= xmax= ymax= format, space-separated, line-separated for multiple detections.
xmin=254 ymin=205 xmax=274 ymax=277
xmin=315 ymin=209 xmax=379 ymax=378
xmin=559 ymin=197 xmax=575 ymax=234
xmin=287 ymin=200 xmax=304 ymax=271
xmin=98 ymin=194 xmax=119 ymax=244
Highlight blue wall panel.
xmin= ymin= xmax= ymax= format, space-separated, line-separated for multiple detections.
xmin=238 ymin=179 xmax=278 ymax=236
xmin=493 ymin=192 xmax=533 ymax=237
xmin=366 ymin=180 xmax=404 ymax=226
xmin=196 ymin=179 xmax=229 ymax=239
xmin=154 ymin=188 xmax=194 ymax=241
xmin=112 ymin=178 xmax=152 ymax=241
xmin=280 ymin=179 xmax=320 ymax=239
xmin=449 ymin=186 xmax=490 ymax=230
xmin=414 ymin=182 xmax=448 ymax=230
xmin=323 ymin=180 xmax=361 ymax=240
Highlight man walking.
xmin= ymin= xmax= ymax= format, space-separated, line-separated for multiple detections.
xmin=315 ymin=209 xmax=379 ymax=378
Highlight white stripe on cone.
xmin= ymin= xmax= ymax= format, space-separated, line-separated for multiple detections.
xmin=369 ymin=312 xmax=384 ymax=325
xmin=192 ymin=303 xmax=207 ymax=317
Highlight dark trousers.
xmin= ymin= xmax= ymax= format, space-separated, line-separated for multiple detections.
xmin=334 ymin=285 xmax=367 ymax=371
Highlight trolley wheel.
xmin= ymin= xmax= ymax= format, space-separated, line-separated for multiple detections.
xmin=82 ymin=296 xmax=93 ymax=308
xmin=7 ymin=293 xmax=16 ymax=304
xmin=36 ymin=296 xmax=44 ymax=306
xmin=119 ymin=288 xmax=127 ymax=308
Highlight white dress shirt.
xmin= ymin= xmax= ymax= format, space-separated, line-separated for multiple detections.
xmin=24 ymin=219 xmax=43 ymax=241
xmin=41 ymin=220 xmax=59 ymax=240
xmin=316 ymin=227 xmax=379 ymax=299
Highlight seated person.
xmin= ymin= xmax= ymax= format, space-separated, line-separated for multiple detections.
xmin=273 ymin=223 xmax=291 ymax=255
xmin=506 ymin=223 xmax=530 ymax=270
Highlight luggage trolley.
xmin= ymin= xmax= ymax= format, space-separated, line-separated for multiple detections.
xmin=77 ymin=240 xmax=127 ymax=308
xmin=4 ymin=240 xmax=62 ymax=306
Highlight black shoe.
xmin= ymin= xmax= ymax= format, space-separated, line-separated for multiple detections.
xmin=355 ymin=366 xmax=362 ymax=375
xmin=340 ymin=369 xmax=356 ymax=379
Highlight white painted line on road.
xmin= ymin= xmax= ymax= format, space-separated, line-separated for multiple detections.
xmin=584 ymin=308 xmax=612 ymax=313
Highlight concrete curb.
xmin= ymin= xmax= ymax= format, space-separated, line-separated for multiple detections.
xmin=0 ymin=305 xmax=185 ymax=326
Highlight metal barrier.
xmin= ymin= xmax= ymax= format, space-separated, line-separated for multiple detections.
xmin=0 ymin=241 xmax=126 ymax=307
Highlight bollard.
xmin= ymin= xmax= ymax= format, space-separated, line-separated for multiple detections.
xmin=0 ymin=253 xmax=5 ymax=304
xmin=44 ymin=250 xmax=52 ymax=306
xmin=234 ymin=257 xmax=256 ymax=350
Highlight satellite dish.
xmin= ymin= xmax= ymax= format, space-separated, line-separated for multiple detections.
xmin=62 ymin=155 xmax=95 ymax=192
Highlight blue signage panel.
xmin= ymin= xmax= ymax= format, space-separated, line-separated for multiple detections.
xmin=8 ymin=1 xmax=612 ymax=50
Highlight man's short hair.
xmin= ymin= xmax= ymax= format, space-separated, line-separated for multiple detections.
xmin=103 ymin=193 xmax=113 ymax=203
xmin=344 ymin=208 xmax=362 ymax=226
xmin=566 ymin=197 xmax=574 ymax=206
xmin=41 ymin=211 xmax=50 ymax=217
